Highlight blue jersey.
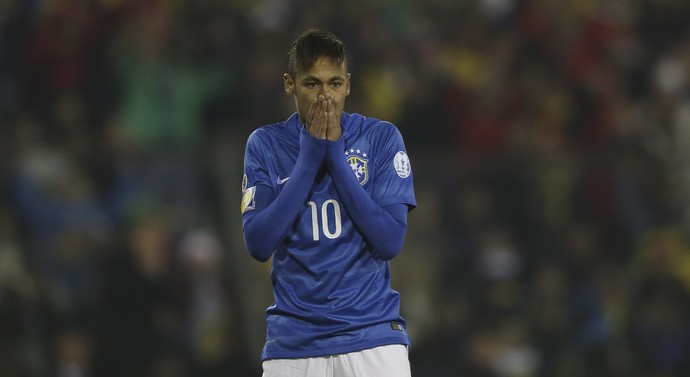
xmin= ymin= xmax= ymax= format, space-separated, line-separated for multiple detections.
xmin=241 ymin=112 xmax=416 ymax=360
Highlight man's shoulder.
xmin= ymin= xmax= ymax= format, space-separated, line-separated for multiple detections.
xmin=248 ymin=114 xmax=298 ymax=143
xmin=256 ymin=118 xmax=292 ymax=134
xmin=344 ymin=112 xmax=397 ymax=132
xmin=252 ymin=122 xmax=283 ymax=137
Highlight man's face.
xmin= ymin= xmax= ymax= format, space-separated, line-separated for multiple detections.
xmin=284 ymin=56 xmax=350 ymax=123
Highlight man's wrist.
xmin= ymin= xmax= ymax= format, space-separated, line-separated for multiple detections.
xmin=325 ymin=136 xmax=346 ymax=169
xmin=299 ymin=126 xmax=327 ymax=164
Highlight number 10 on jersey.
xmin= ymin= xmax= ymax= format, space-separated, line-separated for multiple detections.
xmin=307 ymin=200 xmax=342 ymax=241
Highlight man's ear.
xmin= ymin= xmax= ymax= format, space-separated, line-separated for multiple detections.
xmin=283 ymin=73 xmax=295 ymax=95
xmin=346 ymin=73 xmax=351 ymax=96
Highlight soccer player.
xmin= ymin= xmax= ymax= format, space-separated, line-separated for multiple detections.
xmin=240 ymin=28 xmax=416 ymax=377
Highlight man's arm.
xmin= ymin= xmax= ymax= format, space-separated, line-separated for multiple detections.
xmin=242 ymin=128 xmax=327 ymax=262
xmin=243 ymin=96 xmax=337 ymax=261
xmin=325 ymin=137 xmax=409 ymax=261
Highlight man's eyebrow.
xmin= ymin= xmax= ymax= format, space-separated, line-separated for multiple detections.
xmin=301 ymin=75 xmax=345 ymax=82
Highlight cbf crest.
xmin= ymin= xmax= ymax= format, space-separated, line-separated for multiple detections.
xmin=345 ymin=148 xmax=369 ymax=185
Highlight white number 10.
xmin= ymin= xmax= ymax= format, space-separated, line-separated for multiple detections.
xmin=307 ymin=199 xmax=342 ymax=241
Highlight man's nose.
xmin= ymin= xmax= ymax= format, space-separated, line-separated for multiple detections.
xmin=319 ymin=84 xmax=330 ymax=96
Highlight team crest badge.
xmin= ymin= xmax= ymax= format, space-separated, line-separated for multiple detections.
xmin=345 ymin=148 xmax=368 ymax=185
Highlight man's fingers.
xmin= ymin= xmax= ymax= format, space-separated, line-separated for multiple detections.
xmin=306 ymin=95 xmax=339 ymax=140
xmin=307 ymin=96 xmax=322 ymax=136
xmin=325 ymin=97 xmax=334 ymax=125
xmin=312 ymin=96 xmax=327 ymax=139
xmin=325 ymin=97 xmax=341 ymax=140
xmin=306 ymin=96 xmax=318 ymax=130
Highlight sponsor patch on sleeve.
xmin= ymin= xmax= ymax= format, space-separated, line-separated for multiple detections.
xmin=393 ymin=151 xmax=411 ymax=178
xmin=241 ymin=186 xmax=256 ymax=213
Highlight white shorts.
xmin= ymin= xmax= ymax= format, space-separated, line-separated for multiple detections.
xmin=261 ymin=344 xmax=411 ymax=377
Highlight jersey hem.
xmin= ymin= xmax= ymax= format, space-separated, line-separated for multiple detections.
xmin=261 ymin=338 xmax=410 ymax=361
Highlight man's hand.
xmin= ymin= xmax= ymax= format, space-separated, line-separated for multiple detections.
xmin=306 ymin=95 xmax=341 ymax=141
xmin=325 ymin=96 xmax=341 ymax=141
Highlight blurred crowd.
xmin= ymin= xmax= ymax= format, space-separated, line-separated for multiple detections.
xmin=1 ymin=0 xmax=690 ymax=376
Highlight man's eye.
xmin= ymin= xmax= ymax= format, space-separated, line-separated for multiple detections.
xmin=331 ymin=82 xmax=342 ymax=88
xmin=306 ymin=82 xmax=318 ymax=88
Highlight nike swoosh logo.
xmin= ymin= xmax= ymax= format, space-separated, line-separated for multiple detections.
xmin=276 ymin=176 xmax=290 ymax=185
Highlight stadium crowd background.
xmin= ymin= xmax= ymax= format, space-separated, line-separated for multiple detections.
xmin=2 ymin=0 xmax=690 ymax=376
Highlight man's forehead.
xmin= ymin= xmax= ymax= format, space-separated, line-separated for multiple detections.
xmin=297 ymin=57 xmax=347 ymax=78
xmin=312 ymin=56 xmax=346 ymax=68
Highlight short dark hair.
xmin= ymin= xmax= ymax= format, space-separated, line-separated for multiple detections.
xmin=288 ymin=28 xmax=347 ymax=77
